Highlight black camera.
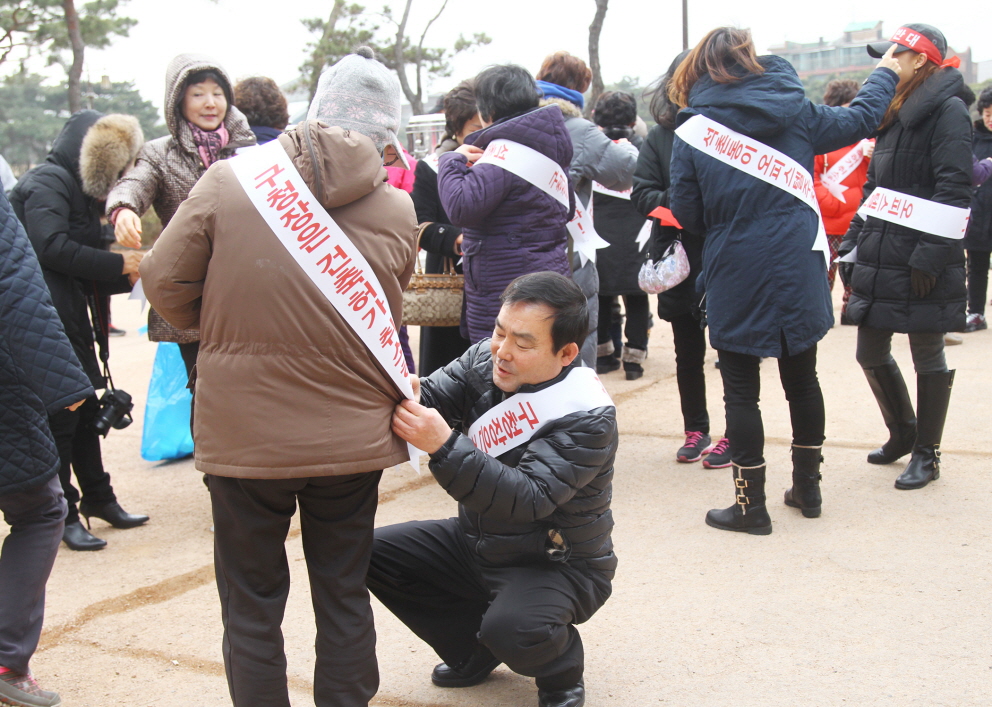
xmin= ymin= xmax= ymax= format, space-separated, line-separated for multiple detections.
xmin=91 ymin=388 xmax=134 ymax=437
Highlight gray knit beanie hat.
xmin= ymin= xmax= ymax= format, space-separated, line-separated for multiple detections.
xmin=307 ymin=47 xmax=407 ymax=166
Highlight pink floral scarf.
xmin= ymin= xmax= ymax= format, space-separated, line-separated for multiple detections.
xmin=189 ymin=122 xmax=229 ymax=168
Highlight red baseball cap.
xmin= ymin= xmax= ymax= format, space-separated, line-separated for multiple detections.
xmin=867 ymin=23 xmax=948 ymax=66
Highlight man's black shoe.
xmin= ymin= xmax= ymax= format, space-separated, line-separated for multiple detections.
xmin=538 ymin=682 xmax=585 ymax=707
xmin=430 ymin=646 xmax=500 ymax=688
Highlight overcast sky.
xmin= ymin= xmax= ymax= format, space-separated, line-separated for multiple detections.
xmin=63 ymin=0 xmax=992 ymax=114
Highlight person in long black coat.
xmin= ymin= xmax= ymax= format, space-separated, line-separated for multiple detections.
xmin=632 ymin=51 xmax=731 ymax=468
xmin=411 ymin=80 xmax=482 ymax=376
xmin=10 ymin=110 xmax=149 ymax=551
xmin=963 ymin=87 xmax=992 ymax=332
xmin=0 ymin=189 xmax=92 ymax=705
xmin=591 ymin=91 xmax=653 ymax=382
xmin=669 ymin=28 xmax=899 ymax=534
xmin=841 ymin=24 xmax=973 ymax=491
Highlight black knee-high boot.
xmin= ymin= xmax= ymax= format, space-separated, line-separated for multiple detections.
xmin=705 ymin=463 xmax=772 ymax=535
xmin=784 ymin=445 xmax=823 ymax=518
xmin=896 ymin=370 xmax=954 ymax=490
xmin=863 ymin=362 xmax=917 ymax=465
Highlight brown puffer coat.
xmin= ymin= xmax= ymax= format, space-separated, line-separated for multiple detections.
xmin=140 ymin=123 xmax=418 ymax=478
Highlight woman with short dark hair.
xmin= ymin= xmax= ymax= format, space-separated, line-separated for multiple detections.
xmin=437 ymin=65 xmax=574 ymax=344
xmin=669 ymin=26 xmax=899 ymax=533
xmin=107 ymin=55 xmax=255 ymax=380
xmin=411 ymin=80 xmax=481 ymax=375
xmin=591 ymin=91 xmax=652 ymax=381
xmin=233 ymin=76 xmax=289 ymax=144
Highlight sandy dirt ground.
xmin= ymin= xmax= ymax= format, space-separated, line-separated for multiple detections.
xmin=7 ymin=288 xmax=991 ymax=707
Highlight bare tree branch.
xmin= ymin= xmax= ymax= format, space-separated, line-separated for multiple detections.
xmin=62 ymin=0 xmax=84 ymax=113
xmin=586 ymin=0 xmax=608 ymax=118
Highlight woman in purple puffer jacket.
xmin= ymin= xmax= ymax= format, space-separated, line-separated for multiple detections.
xmin=438 ymin=64 xmax=574 ymax=343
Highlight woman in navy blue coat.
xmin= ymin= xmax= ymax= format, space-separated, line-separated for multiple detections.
xmin=669 ymin=27 xmax=900 ymax=534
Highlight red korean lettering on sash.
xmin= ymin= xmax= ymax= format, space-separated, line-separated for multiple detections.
xmin=254 ymin=164 xmax=285 ymax=190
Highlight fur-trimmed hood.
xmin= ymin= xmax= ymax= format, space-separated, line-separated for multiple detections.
xmin=540 ymin=96 xmax=583 ymax=119
xmin=80 ymin=114 xmax=144 ymax=200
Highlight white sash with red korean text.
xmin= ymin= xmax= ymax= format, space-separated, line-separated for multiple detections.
xmin=821 ymin=140 xmax=870 ymax=203
xmin=421 ymin=152 xmax=440 ymax=172
xmin=475 ymin=139 xmax=610 ymax=266
xmin=675 ymin=114 xmax=831 ymax=269
xmin=467 ymin=366 xmax=614 ymax=458
xmin=857 ymin=187 xmax=970 ymax=240
xmin=228 ymin=140 xmax=422 ymax=461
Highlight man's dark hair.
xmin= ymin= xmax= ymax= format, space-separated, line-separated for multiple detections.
xmin=979 ymin=87 xmax=992 ymax=114
xmin=475 ymin=64 xmax=541 ymax=123
xmin=234 ymin=76 xmax=289 ymax=130
xmin=593 ymin=91 xmax=638 ymax=140
xmin=500 ymin=272 xmax=588 ymax=353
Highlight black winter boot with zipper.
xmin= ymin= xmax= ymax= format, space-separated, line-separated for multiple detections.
xmin=783 ymin=445 xmax=823 ymax=518
xmin=705 ymin=463 xmax=772 ymax=535
xmin=896 ymin=370 xmax=954 ymax=490
xmin=863 ymin=362 xmax=917 ymax=465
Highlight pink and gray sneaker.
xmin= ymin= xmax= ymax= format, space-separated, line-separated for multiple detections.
xmin=0 ymin=667 xmax=61 ymax=707
xmin=703 ymin=437 xmax=731 ymax=468
xmin=677 ymin=431 xmax=712 ymax=463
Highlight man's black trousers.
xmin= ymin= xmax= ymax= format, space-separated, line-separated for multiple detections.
xmin=367 ymin=518 xmax=611 ymax=691
xmin=209 ymin=471 xmax=382 ymax=707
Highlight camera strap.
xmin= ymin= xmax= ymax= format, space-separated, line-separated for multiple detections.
xmin=87 ymin=283 xmax=118 ymax=391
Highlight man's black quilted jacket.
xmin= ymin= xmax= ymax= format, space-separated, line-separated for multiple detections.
xmin=421 ymin=342 xmax=618 ymax=577
xmin=1 ymin=190 xmax=93 ymax=495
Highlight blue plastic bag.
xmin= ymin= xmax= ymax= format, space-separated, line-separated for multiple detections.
xmin=141 ymin=342 xmax=194 ymax=461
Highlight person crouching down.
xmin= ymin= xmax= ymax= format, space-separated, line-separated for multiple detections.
xmin=370 ymin=272 xmax=618 ymax=707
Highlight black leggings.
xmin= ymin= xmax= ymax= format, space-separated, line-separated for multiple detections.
xmin=717 ymin=341 xmax=825 ymax=467
xmin=670 ymin=313 xmax=710 ymax=433
xmin=967 ymin=250 xmax=990 ymax=315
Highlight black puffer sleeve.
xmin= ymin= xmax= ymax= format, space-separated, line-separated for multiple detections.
xmin=909 ymin=98 xmax=973 ymax=276
xmin=20 ymin=171 xmax=123 ymax=282
xmin=427 ymin=407 xmax=617 ymax=523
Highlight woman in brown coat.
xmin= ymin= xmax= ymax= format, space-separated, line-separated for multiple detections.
xmin=107 ymin=53 xmax=255 ymax=378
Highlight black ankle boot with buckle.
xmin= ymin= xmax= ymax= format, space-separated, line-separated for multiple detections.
xmin=705 ymin=463 xmax=772 ymax=535
xmin=784 ymin=445 xmax=823 ymax=518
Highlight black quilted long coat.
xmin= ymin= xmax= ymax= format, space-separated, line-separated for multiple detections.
xmin=842 ymin=67 xmax=973 ymax=333
xmin=0 ymin=191 xmax=93 ymax=496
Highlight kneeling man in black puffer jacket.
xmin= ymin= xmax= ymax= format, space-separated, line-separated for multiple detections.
xmin=370 ymin=272 xmax=617 ymax=707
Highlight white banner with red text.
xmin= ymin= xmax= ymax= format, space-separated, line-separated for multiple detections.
xmin=466 ymin=366 xmax=614 ymax=459
xmin=476 ymin=138 xmax=609 ymax=266
xmin=821 ymin=140 xmax=871 ymax=202
xmin=857 ymin=187 xmax=970 ymax=240
xmin=228 ymin=140 xmax=422 ymax=462
xmin=675 ymin=114 xmax=830 ymax=269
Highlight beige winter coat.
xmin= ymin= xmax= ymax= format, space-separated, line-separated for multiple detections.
xmin=139 ymin=123 xmax=418 ymax=478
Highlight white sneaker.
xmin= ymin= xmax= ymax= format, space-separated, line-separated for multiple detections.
xmin=944 ymin=333 xmax=963 ymax=346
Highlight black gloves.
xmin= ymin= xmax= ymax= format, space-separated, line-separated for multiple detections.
xmin=839 ymin=262 xmax=854 ymax=287
xmin=910 ymin=268 xmax=937 ymax=298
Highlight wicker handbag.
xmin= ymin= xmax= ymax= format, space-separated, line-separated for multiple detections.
xmin=402 ymin=226 xmax=464 ymax=327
